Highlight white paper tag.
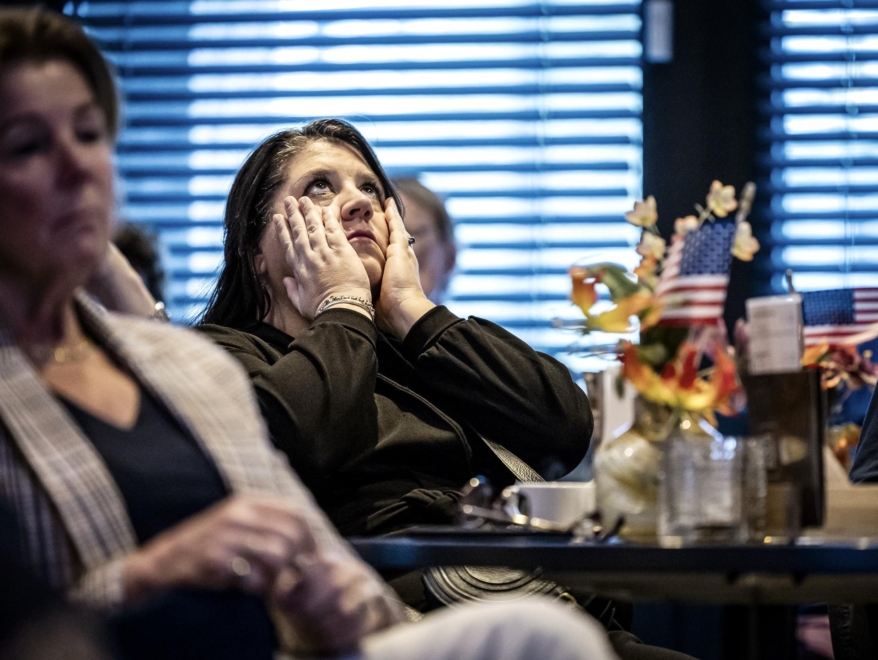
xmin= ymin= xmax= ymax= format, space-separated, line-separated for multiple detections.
xmin=746 ymin=294 xmax=804 ymax=375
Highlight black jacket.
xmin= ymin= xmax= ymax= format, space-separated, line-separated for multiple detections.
xmin=198 ymin=306 xmax=592 ymax=534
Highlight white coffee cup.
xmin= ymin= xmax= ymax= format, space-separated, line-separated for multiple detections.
xmin=502 ymin=481 xmax=596 ymax=527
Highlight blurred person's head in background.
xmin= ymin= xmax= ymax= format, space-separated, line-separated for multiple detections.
xmin=113 ymin=222 xmax=165 ymax=302
xmin=393 ymin=178 xmax=456 ymax=303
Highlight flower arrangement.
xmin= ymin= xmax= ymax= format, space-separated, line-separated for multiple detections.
xmin=802 ymin=342 xmax=878 ymax=469
xmin=569 ymin=181 xmax=759 ymax=421
xmin=802 ymin=343 xmax=878 ymax=391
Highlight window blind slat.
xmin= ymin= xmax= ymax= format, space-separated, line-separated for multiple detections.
xmin=76 ymin=2 xmax=641 ymax=24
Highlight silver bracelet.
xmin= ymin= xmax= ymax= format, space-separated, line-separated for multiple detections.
xmin=316 ymin=295 xmax=375 ymax=321
xmin=150 ymin=301 xmax=170 ymax=323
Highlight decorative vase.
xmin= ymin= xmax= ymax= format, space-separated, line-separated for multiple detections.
xmin=594 ymin=396 xmax=676 ymax=541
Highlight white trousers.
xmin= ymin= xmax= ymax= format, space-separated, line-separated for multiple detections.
xmin=352 ymin=599 xmax=620 ymax=660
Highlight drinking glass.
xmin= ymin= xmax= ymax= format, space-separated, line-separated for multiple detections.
xmin=659 ymin=422 xmax=766 ymax=547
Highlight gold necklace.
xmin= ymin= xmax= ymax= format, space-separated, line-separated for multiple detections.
xmin=23 ymin=338 xmax=93 ymax=365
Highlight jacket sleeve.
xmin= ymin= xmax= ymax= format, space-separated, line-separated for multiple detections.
xmin=198 ymin=310 xmax=380 ymax=482
xmin=400 ymin=306 xmax=593 ymax=479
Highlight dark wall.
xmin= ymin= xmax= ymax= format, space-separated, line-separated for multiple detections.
xmin=642 ymin=0 xmax=764 ymax=331
xmin=0 ymin=0 xmax=68 ymax=9
xmin=0 ymin=0 xmax=67 ymax=6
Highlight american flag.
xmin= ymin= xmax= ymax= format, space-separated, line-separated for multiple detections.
xmin=801 ymin=288 xmax=878 ymax=347
xmin=654 ymin=221 xmax=736 ymax=326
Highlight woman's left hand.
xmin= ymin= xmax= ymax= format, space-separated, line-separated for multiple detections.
xmin=375 ymin=198 xmax=435 ymax=339
xmin=271 ymin=549 xmax=401 ymax=654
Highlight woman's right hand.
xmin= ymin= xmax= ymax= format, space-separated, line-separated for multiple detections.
xmin=272 ymin=196 xmax=372 ymax=320
xmin=123 ymin=493 xmax=318 ymax=603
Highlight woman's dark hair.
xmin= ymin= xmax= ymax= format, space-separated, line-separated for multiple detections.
xmin=201 ymin=119 xmax=402 ymax=330
xmin=0 ymin=8 xmax=119 ymax=139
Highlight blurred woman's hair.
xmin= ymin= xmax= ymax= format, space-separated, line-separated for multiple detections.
xmin=0 ymin=7 xmax=119 ymax=139
xmin=114 ymin=223 xmax=166 ymax=302
xmin=201 ymin=119 xmax=402 ymax=330
xmin=392 ymin=177 xmax=454 ymax=245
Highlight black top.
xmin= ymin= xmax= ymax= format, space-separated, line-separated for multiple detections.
xmin=61 ymin=389 xmax=226 ymax=543
xmin=852 ymin=389 xmax=878 ymax=483
xmin=198 ymin=305 xmax=592 ymax=535
xmin=59 ymin=389 xmax=277 ymax=660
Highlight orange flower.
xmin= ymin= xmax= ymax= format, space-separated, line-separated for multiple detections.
xmin=802 ymin=342 xmax=831 ymax=367
xmin=633 ymin=255 xmax=659 ymax=288
xmin=619 ymin=341 xmax=739 ymax=418
xmin=570 ymin=266 xmax=599 ymax=315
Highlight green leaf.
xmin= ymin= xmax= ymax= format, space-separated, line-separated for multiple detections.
xmin=597 ymin=264 xmax=641 ymax=301
xmin=635 ymin=342 xmax=668 ymax=369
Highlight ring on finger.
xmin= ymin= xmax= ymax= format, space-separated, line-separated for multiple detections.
xmin=408 ymin=236 xmax=416 ymax=246
xmin=230 ymin=556 xmax=252 ymax=579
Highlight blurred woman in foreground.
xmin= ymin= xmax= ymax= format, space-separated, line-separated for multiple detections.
xmin=0 ymin=8 xmax=619 ymax=660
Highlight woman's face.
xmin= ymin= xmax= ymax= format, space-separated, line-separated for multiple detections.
xmin=261 ymin=139 xmax=390 ymax=292
xmin=0 ymin=60 xmax=114 ymax=288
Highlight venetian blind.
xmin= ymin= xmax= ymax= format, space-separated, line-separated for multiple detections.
xmin=69 ymin=0 xmax=643 ymax=354
xmin=761 ymin=1 xmax=878 ymax=295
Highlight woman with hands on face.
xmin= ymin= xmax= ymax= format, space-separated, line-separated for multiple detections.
xmin=258 ymin=138 xmax=434 ymax=342
xmin=200 ymin=120 xmax=593 ymax=537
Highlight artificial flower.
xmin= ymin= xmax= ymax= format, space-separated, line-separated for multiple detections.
xmin=634 ymin=255 xmax=659 ymax=288
xmin=625 ymin=195 xmax=658 ymax=228
xmin=585 ymin=292 xmax=663 ymax=334
xmin=569 ymin=266 xmax=598 ymax=315
xmin=636 ymin=232 xmax=666 ymax=261
xmin=569 ymin=266 xmax=663 ymax=333
xmin=802 ymin=342 xmax=878 ymax=391
xmin=674 ymin=215 xmax=699 ymax=235
xmin=619 ymin=341 xmax=738 ymax=421
xmin=732 ymin=221 xmax=760 ymax=261
xmin=705 ymin=180 xmax=738 ymax=218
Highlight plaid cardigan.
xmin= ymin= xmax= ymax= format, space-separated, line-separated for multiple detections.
xmin=0 ymin=292 xmax=395 ymax=615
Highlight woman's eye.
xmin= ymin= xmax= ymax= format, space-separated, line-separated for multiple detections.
xmin=306 ymin=179 xmax=332 ymax=196
xmin=77 ymin=127 xmax=104 ymax=144
xmin=362 ymin=183 xmax=382 ymax=198
xmin=1 ymin=135 xmax=45 ymax=160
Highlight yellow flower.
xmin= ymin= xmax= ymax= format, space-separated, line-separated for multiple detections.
xmin=674 ymin=215 xmax=699 ymax=235
xmin=731 ymin=221 xmax=760 ymax=261
xmin=625 ymin=195 xmax=658 ymax=227
xmin=636 ymin=232 xmax=666 ymax=260
xmin=706 ymin=180 xmax=738 ymax=218
xmin=591 ymin=292 xmax=664 ymax=333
